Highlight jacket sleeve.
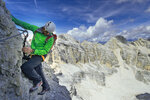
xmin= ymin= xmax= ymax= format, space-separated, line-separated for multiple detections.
xmin=32 ymin=37 xmax=54 ymax=55
xmin=11 ymin=15 xmax=39 ymax=32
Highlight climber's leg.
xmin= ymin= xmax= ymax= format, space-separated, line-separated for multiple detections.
xmin=35 ymin=63 xmax=50 ymax=90
xmin=21 ymin=55 xmax=43 ymax=85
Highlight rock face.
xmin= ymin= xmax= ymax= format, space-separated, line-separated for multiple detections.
xmin=0 ymin=0 xmax=23 ymax=99
xmin=0 ymin=0 xmax=71 ymax=100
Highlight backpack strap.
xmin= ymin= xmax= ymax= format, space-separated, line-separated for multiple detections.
xmin=45 ymin=33 xmax=57 ymax=43
xmin=45 ymin=35 xmax=53 ymax=43
xmin=45 ymin=33 xmax=57 ymax=54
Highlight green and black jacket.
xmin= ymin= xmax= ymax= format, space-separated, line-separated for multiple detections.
xmin=11 ymin=16 xmax=54 ymax=56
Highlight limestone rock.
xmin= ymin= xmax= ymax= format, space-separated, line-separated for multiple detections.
xmin=0 ymin=0 xmax=23 ymax=99
xmin=49 ymin=35 xmax=150 ymax=100
xmin=47 ymin=34 xmax=119 ymax=68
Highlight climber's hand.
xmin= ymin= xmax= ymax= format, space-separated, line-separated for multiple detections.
xmin=22 ymin=47 xmax=33 ymax=54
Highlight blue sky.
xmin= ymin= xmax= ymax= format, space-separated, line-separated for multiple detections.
xmin=3 ymin=0 xmax=150 ymax=42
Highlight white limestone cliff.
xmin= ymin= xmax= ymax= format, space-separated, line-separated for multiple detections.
xmin=47 ymin=35 xmax=150 ymax=100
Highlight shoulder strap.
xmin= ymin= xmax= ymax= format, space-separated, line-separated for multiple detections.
xmin=45 ymin=34 xmax=57 ymax=53
xmin=53 ymin=34 xmax=57 ymax=41
xmin=45 ymin=33 xmax=57 ymax=43
xmin=45 ymin=35 xmax=53 ymax=43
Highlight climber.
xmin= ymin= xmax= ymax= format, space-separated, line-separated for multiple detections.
xmin=11 ymin=15 xmax=56 ymax=95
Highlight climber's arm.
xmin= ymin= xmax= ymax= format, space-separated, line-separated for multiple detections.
xmin=11 ymin=15 xmax=39 ymax=32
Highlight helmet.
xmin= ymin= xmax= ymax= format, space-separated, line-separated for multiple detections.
xmin=44 ymin=21 xmax=56 ymax=33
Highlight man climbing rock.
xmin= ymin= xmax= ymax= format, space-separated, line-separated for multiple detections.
xmin=11 ymin=15 xmax=56 ymax=95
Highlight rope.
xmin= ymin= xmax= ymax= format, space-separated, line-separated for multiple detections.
xmin=0 ymin=29 xmax=28 ymax=43
xmin=21 ymin=30 xmax=30 ymax=60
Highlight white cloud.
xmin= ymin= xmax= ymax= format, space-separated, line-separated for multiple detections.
xmin=116 ymin=0 xmax=145 ymax=4
xmin=116 ymin=0 xmax=129 ymax=3
xmin=119 ymin=25 xmax=150 ymax=39
xmin=145 ymin=7 xmax=150 ymax=13
xmin=67 ymin=17 xmax=117 ymax=42
xmin=85 ymin=8 xmax=122 ymax=23
xmin=60 ymin=1 xmax=123 ymax=23
xmin=67 ymin=17 xmax=150 ymax=42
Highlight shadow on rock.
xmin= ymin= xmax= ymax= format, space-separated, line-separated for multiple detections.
xmin=136 ymin=93 xmax=150 ymax=100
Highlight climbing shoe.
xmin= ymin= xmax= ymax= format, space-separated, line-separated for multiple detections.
xmin=29 ymin=81 xmax=43 ymax=93
xmin=38 ymin=88 xmax=50 ymax=95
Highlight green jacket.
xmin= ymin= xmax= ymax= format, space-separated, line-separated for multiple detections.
xmin=11 ymin=16 xmax=54 ymax=55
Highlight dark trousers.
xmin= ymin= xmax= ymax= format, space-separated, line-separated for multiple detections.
xmin=21 ymin=55 xmax=49 ymax=90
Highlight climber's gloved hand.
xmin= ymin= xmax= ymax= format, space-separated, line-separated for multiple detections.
xmin=22 ymin=47 xmax=33 ymax=54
